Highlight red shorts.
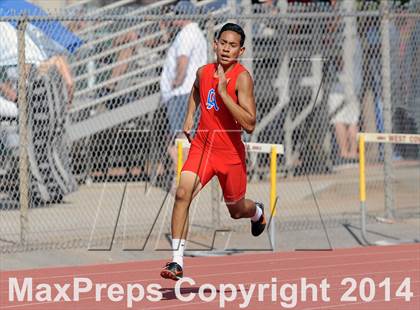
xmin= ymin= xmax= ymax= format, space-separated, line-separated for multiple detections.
xmin=182 ymin=144 xmax=247 ymax=202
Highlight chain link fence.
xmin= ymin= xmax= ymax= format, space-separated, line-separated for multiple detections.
xmin=0 ymin=1 xmax=419 ymax=253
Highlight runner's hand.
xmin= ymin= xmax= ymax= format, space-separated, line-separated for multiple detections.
xmin=217 ymin=64 xmax=230 ymax=96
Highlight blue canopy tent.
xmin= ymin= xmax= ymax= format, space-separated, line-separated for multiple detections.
xmin=0 ymin=0 xmax=83 ymax=54
xmin=0 ymin=1 xmax=81 ymax=204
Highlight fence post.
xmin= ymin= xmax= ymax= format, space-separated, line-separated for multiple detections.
xmin=227 ymin=0 xmax=237 ymax=14
xmin=206 ymin=16 xmax=221 ymax=228
xmin=380 ymin=0 xmax=395 ymax=219
xmin=241 ymin=0 xmax=254 ymax=78
xmin=342 ymin=0 xmax=357 ymax=113
xmin=17 ymin=17 xmax=30 ymax=244
xmin=206 ymin=14 xmax=215 ymax=64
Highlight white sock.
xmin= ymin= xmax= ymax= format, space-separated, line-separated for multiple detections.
xmin=172 ymin=238 xmax=185 ymax=268
xmin=251 ymin=204 xmax=262 ymax=222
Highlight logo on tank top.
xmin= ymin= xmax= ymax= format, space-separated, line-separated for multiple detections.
xmin=206 ymin=88 xmax=219 ymax=111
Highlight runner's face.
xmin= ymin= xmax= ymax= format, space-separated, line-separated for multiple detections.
xmin=214 ymin=31 xmax=245 ymax=66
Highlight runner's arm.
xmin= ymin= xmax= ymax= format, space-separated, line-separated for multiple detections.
xmin=183 ymin=67 xmax=203 ymax=134
xmin=219 ymin=71 xmax=256 ymax=134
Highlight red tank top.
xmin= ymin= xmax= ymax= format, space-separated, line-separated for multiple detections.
xmin=192 ymin=62 xmax=248 ymax=157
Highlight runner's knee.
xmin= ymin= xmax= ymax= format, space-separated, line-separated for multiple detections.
xmin=228 ymin=207 xmax=242 ymax=219
xmin=230 ymin=212 xmax=242 ymax=219
xmin=175 ymin=186 xmax=190 ymax=202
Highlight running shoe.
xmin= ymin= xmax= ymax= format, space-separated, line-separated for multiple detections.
xmin=251 ymin=202 xmax=266 ymax=237
xmin=160 ymin=262 xmax=183 ymax=281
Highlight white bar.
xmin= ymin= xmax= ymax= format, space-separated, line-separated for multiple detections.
xmin=175 ymin=139 xmax=284 ymax=155
xmin=359 ymin=133 xmax=420 ymax=145
xmin=175 ymin=138 xmax=191 ymax=148
xmin=245 ymin=142 xmax=284 ymax=155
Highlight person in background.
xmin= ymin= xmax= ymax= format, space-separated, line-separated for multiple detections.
xmin=160 ymin=0 xmax=208 ymax=192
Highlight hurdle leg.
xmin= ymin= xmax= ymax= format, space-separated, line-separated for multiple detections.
xmin=176 ymin=140 xmax=183 ymax=185
xmin=270 ymin=146 xmax=277 ymax=251
xmin=359 ymin=134 xmax=371 ymax=245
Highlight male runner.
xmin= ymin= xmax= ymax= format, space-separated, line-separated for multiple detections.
xmin=160 ymin=23 xmax=265 ymax=281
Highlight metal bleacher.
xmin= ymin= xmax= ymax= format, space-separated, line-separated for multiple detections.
xmin=66 ymin=0 xmax=231 ymax=143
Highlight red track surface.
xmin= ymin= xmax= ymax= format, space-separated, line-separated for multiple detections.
xmin=1 ymin=244 xmax=419 ymax=309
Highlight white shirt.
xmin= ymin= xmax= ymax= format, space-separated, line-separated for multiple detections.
xmin=0 ymin=22 xmax=48 ymax=66
xmin=0 ymin=95 xmax=18 ymax=118
xmin=160 ymin=22 xmax=207 ymax=102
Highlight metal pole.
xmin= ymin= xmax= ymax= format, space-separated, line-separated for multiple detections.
xmin=207 ymin=15 xmax=215 ymax=63
xmin=241 ymin=0 xmax=254 ymax=78
xmin=18 ymin=18 xmax=29 ymax=244
xmin=87 ymin=9 xmax=96 ymax=89
xmin=227 ymin=0 xmax=237 ymax=15
xmin=270 ymin=216 xmax=276 ymax=251
xmin=380 ymin=0 xmax=395 ymax=219
xmin=207 ymin=17 xmax=221 ymax=228
xmin=342 ymin=0 xmax=357 ymax=113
